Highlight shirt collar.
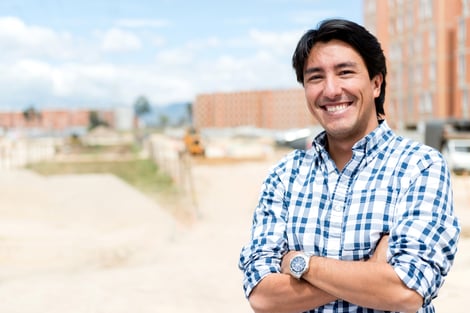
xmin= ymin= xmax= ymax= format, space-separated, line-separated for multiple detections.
xmin=312 ymin=120 xmax=393 ymax=162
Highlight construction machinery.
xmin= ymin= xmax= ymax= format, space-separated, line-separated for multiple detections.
xmin=184 ymin=127 xmax=205 ymax=156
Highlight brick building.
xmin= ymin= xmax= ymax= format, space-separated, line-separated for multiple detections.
xmin=0 ymin=109 xmax=114 ymax=135
xmin=193 ymin=89 xmax=317 ymax=130
xmin=364 ymin=0 xmax=470 ymax=130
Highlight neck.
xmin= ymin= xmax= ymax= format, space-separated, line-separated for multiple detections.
xmin=325 ymin=119 xmax=382 ymax=171
xmin=326 ymin=138 xmax=354 ymax=171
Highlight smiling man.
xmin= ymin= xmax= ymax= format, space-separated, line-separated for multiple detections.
xmin=239 ymin=19 xmax=460 ymax=313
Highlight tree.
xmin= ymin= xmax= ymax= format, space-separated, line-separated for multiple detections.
xmin=133 ymin=96 xmax=151 ymax=130
xmin=23 ymin=105 xmax=41 ymax=124
xmin=134 ymin=96 xmax=151 ymax=118
xmin=158 ymin=114 xmax=169 ymax=129
xmin=186 ymin=102 xmax=193 ymax=126
xmin=88 ymin=110 xmax=108 ymax=130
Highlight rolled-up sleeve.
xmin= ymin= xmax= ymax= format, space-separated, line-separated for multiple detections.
xmin=388 ymin=154 xmax=461 ymax=307
xmin=238 ymin=159 xmax=290 ymax=298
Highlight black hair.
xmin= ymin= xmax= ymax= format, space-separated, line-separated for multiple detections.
xmin=292 ymin=18 xmax=387 ymax=117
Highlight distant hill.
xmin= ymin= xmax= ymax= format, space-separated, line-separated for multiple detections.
xmin=140 ymin=102 xmax=190 ymax=127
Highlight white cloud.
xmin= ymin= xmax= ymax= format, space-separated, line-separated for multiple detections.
xmin=185 ymin=36 xmax=220 ymax=51
xmin=114 ymin=65 xmax=196 ymax=105
xmin=100 ymin=28 xmax=142 ymax=53
xmin=115 ymin=18 xmax=169 ymax=28
xmin=0 ymin=16 xmax=75 ymax=60
xmin=155 ymin=48 xmax=195 ymax=67
xmin=15 ymin=59 xmax=53 ymax=79
xmin=49 ymin=63 xmax=118 ymax=99
xmin=186 ymin=29 xmax=302 ymax=92
xmin=289 ymin=9 xmax=338 ymax=26
xmin=151 ymin=35 xmax=166 ymax=47
xmin=0 ymin=59 xmax=53 ymax=107
xmin=202 ymin=50 xmax=298 ymax=92
xmin=248 ymin=28 xmax=303 ymax=55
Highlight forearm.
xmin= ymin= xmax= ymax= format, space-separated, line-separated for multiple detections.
xmin=304 ymin=256 xmax=422 ymax=313
xmin=248 ymin=273 xmax=336 ymax=313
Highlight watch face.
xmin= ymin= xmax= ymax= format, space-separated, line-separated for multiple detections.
xmin=290 ymin=255 xmax=307 ymax=273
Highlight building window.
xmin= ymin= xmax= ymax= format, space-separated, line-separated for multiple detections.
xmin=428 ymin=29 xmax=436 ymax=51
xmin=419 ymin=0 xmax=433 ymax=19
xmin=389 ymin=18 xmax=395 ymax=35
xmin=406 ymin=8 xmax=414 ymax=30
xmin=414 ymin=36 xmax=422 ymax=54
xmin=407 ymin=94 xmax=415 ymax=122
xmin=396 ymin=64 xmax=403 ymax=91
xmin=390 ymin=44 xmax=396 ymax=61
xmin=464 ymin=0 xmax=470 ymax=17
xmin=365 ymin=0 xmax=376 ymax=12
xmin=458 ymin=18 xmax=466 ymax=44
xmin=415 ymin=64 xmax=422 ymax=84
xmin=408 ymin=65 xmax=414 ymax=85
xmin=420 ymin=92 xmax=433 ymax=114
xmin=458 ymin=54 xmax=466 ymax=86
xmin=429 ymin=61 xmax=436 ymax=83
xmin=463 ymin=90 xmax=469 ymax=119
xmin=396 ymin=16 xmax=403 ymax=33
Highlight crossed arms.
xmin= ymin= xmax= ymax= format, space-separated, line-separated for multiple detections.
xmin=247 ymin=235 xmax=423 ymax=313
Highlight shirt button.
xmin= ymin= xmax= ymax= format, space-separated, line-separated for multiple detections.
xmin=333 ymin=205 xmax=342 ymax=212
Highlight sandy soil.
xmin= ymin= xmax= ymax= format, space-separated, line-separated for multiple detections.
xmin=0 ymin=154 xmax=468 ymax=313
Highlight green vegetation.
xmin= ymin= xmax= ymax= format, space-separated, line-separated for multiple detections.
xmin=25 ymin=158 xmax=187 ymax=219
xmin=88 ymin=110 xmax=109 ymax=130
xmin=65 ymin=142 xmax=140 ymax=155
xmin=27 ymin=158 xmax=174 ymax=195
xmin=133 ymin=95 xmax=151 ymax=117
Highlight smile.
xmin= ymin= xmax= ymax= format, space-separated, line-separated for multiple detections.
xmin=324 ymin=103 xmax=350 ymax=112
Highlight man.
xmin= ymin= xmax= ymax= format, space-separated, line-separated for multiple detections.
xmin=238 ymin=19 xmax=460 ymax=313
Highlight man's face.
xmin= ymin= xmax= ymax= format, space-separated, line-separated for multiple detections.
xmin=303 ymin=39 xmax=382 ymax=144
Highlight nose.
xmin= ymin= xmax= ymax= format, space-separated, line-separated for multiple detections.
xmin=323 ymin=75 xmax=341 ymax=99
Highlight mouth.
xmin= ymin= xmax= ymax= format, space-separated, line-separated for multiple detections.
xmin=321 ymin=101 xmax=352 ymax=113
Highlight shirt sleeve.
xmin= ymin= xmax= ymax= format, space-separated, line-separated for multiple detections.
xmin=238 ymin=152 xmax=297 ymax=298
xmin=388 ymin=150 xmax=461 ymax=307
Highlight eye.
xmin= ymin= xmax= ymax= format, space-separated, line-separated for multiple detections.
xmin=306 ymin=74 xmax=323 ymax=82
xmin=339 ymin=69 xmax=355 ymax=76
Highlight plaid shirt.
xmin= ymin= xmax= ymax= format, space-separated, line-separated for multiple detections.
xmin=239 ymin=121 xmax=460 ymax=313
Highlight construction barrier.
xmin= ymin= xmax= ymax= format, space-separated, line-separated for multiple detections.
xmin=0 ymin=137 xmax=60 ymax=169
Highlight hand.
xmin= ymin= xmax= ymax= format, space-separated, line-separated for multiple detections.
xmin=369 ymin=234 xmax=389 ymax=263
xmin=280 ymin=250 xmax=300 ymax=274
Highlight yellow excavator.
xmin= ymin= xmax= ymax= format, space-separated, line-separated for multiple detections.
xmin=184 ymin=127 xmax=205 ymax=156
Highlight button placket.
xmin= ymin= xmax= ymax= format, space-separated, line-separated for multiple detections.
xmin=325 ymin=178 xmax=348 ymax=257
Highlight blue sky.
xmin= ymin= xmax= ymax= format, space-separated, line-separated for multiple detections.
xmin=0 ymin=0 xmax=362 ymax=110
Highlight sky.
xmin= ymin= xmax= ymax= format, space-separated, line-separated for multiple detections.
xmin=0 ymin=0 xmax=363 ymax=110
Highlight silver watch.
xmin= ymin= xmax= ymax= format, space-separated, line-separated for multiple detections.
xmin=289 ymin=252 xmax=310 ymax=279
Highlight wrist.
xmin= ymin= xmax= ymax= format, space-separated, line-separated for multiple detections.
xmin=289 ymin=252 xmax=311 ymax=279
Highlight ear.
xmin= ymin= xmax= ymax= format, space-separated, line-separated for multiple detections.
xmin=371 ymin=73 xmax=383 ymax=98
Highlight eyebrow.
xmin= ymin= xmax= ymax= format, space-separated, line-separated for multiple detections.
xmin=304 ymin=61 xmax=359 ymax=75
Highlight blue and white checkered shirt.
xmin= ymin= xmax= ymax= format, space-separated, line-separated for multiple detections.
xmin=239 ymin=121 xmax=460 ymax=313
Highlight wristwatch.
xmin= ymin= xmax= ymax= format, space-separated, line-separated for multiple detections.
xmin=289 ymin=252 xmax=310 ymax=279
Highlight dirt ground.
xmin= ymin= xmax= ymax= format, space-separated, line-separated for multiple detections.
xmin=0 ymin=152 xmax=468 ymax=313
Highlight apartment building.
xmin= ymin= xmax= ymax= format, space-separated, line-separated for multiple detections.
xmin=193 ymin=89 xmax=317 ymax=130
xmin=0 ymin=109 xmax=115 ymax=135
xmin=364 ymin=0 xmax=470 ymax=130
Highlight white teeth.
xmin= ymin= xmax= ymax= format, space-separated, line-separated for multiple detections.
xmin=326 ymin=104 xmax=348 ymax=112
